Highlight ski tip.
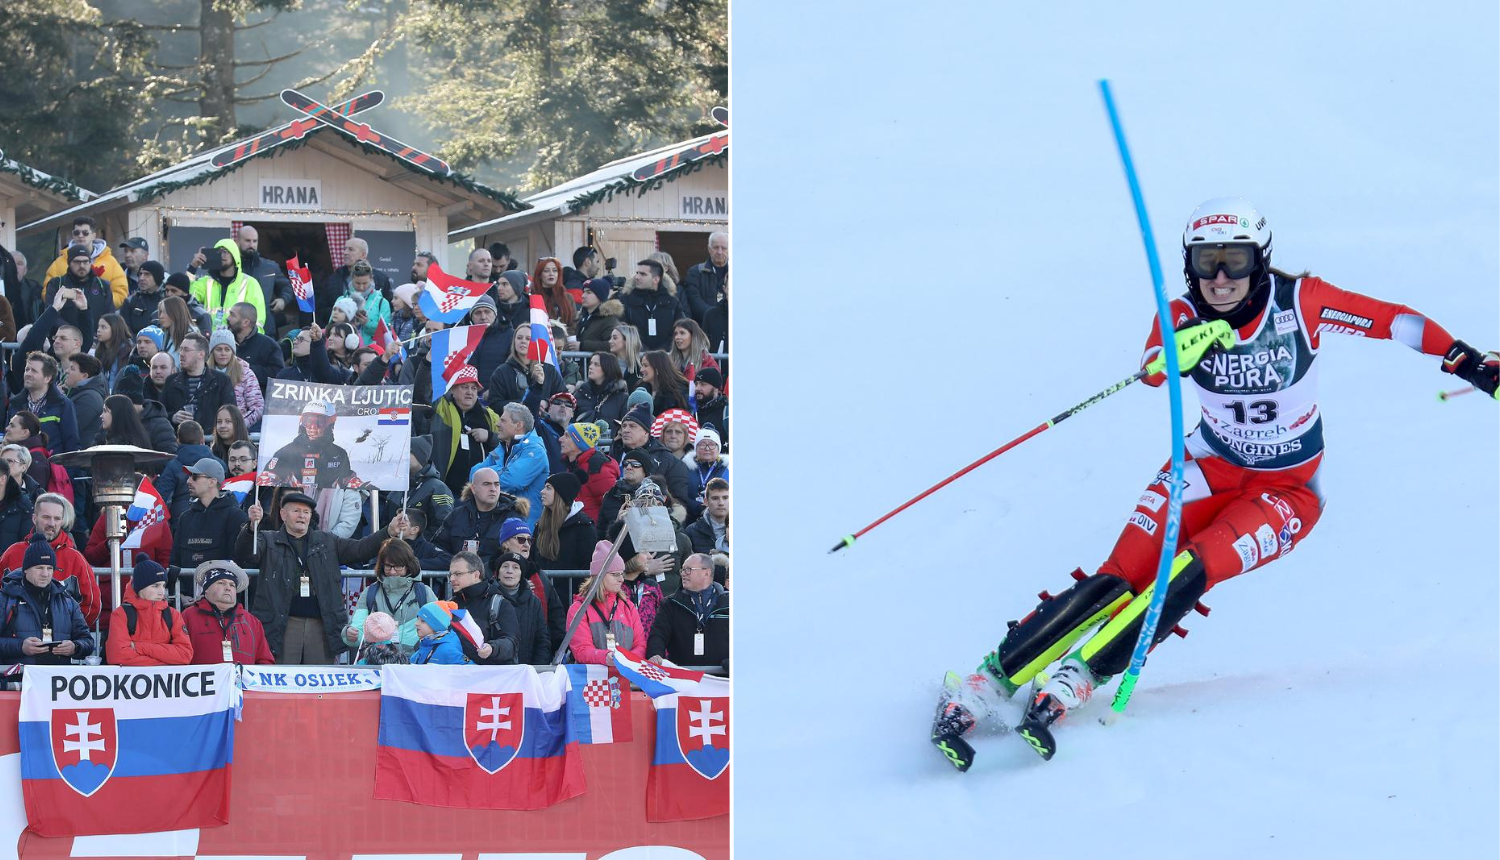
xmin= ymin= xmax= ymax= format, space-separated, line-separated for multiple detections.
xmin=828 ymin=534 xmax=856 ymax=554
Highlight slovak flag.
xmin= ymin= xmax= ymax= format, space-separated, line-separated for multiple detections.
xmin=287 ymin=255 xmax=315 ymax=314
xmin=372 ymin=316 xmax=404 ymax=363
xmin=564 ymin=663 xmax=633 ymax=744
xmin=374 ymin=664 xmax=584 ymax=810
xmin=428 ymin=324 xmax=486 ymax=399
xmin=122 ymin=477 xmax=168 ymax=550
xmin=417 ymin=262 xmax=493 ymax=324
xmin=222 ymin=472 xmax=257 ymax=504
xmin=527 ymin=293 xmax=559 ymax=368
xmin=611 ymin=649 xmax=728 ymax=822
xmin=19 ymin=664 xmax=238 ymax=837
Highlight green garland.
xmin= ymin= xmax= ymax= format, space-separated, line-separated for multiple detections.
xmin=0 ymin=157 xmax=92 ymax=202
xmin=565 ymin=148 xmax=726 ymax=214
xmin=130 ymin=130 xmax=527 ymax=211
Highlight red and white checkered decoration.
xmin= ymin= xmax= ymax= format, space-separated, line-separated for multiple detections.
xmin=582 ymin=679 xmax=614 ymax=708
xmin=637 ymin=661 xmax=668 ymax=681
xmin=448 ymin=363 xmax=479 ymax=387
xmin=325 ymin=222 xmax=352 ymax=268
xmin=231 ymin=220 xmax=243 ymax=239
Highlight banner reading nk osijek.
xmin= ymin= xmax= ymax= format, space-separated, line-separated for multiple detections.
xmin=259 ymin=380 xmax=412 ymax=498
xmin=19 ymin=665 xmax=237 ymax=837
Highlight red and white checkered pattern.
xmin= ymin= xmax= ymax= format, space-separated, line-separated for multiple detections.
xmin=636 ymin=661 xmax=668 ymax=682
xmin=650 ymin=409 xmax=699 ymax=440
xmin=231 ymin=220 xmax=243 ymax=239
xmin=582 ymin=679 xmax=614 ymax=708
xmin=449 ymin=363 xmax=479 ymax=387
xmin=325 ymin=222 xmax=352 ymax=268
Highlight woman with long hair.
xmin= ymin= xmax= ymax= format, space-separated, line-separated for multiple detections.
xmin=532 ymin=256 xmax=575 ymax=326
xmin=668 ymin=317 xmax=721 ymax=381
xmin=92 ymin=313 xmax=135 ymax=391
xmin=565 ymin=540 xmax=646 ymax=666
xmin=327 ymin=322 xmax=359 ymax=370
xmin=639 ymin=350 xmax=690 ymax=415
xmin=574 ymin=351 xmax=629 ymax=428
xmin=4 ymin=412 xmax=51 ymax=488
xmin=207 ymin=332 xmax=265 ymax=426
xmin=210 ymin=404 xmax=250 ymax=463
xmin=157 ymin=296 xmax=193 ymax=358
xmin=620 ymin=552 xmax=665 ymax=637
xmin=533 ymin=474 xmax=596 ymax=572
xmin=608 ymin=323 xmax=642 ymax=390
xmin=99 ymin=394 xmax=153 ymax=449
xmin=344 ymin=538 xmax=438 ymax=658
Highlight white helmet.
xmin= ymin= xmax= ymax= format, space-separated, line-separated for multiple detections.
xmin=1181 ymin=197 xmax=1274 ymax=317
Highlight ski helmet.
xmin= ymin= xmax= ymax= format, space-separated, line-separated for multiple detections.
xmin=1181 ymin=197 xmax=1273 ymax=325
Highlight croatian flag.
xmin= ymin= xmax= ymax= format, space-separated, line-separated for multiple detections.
xmin=222 ymin=472 xmax=256 ymax=504
xmin=564 ymin=664 xmax=633 ymax=744
xmin=122 ymin=477 xmax=168 ymax=550
xmin=428 ymin=324 xmax=485 ymax=399
xmin=374 ymin=664 xmax=584 ymax=810
xmin=417 ymin=262 xmax=493 ymax=324
xmin=612 ymin=649 xmax=728 ymax=822
xmin=378 ymin=407 xmax=411 ymax=426
xmin=287 ymin=255 xmax=315 ymax=314
xmin=19 ymin=665 xmax=237 ymax=837
xmin=373 ymin=316 xmax=404 ymax=363
xmin=527 ymin=293 xmax=559 ymax=368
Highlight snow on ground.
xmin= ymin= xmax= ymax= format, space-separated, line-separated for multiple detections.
xmin=732 ymin=2 xmax=1498 ymax=857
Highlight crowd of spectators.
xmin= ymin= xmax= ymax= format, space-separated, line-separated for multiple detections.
xmin=0 ymin=223 xmax=731 ymax=671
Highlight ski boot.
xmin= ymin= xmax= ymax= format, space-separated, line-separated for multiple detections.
xmin=1016 ymin=655 xmax=1102 ymax=761
xmin=930 ymin=671 xmax=1006 ymax=771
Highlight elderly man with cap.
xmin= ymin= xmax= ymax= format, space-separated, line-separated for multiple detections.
xmin=560 ymin=422 xmax=619 ymax=523
xmin=381 ymin=435 xmax=454 ymax=533
xmin=432 ymin=364 xmax=500 ymax=493
xmin=0 ymin=534 xmax=95 ymax=665
xmin=237 ymin=490 xmax=408 ymax=663
xmin=181 ymin=560 xmax=274 ymax=664
xmin=122 ymin=260 xmax=166 ymax=336
xmin=693 ymin=365 xmax=728 ymax=450
xmin=612 ymin=404 xmax=701 ymax=520
xmin=172 ymin=457 xmax=249 ymax=570
xmin=106 ymin=555 xmax=193 ymax=667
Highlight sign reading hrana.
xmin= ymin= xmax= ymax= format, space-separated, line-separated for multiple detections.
xmin=258 ymin=381 xmax=413 ymax=496
xmin=681 ymin=195 xmax=728 ymax=217
xmin=260 ymin=178 xmax=323 ymax=210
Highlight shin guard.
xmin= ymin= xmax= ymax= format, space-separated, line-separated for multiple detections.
xmin=1077 ymin=550 xmax=1208 ymax=678
xmin=980 ymin=570 xmax=1133 ymax=695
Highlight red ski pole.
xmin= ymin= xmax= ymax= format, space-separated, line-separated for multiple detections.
xmin=1437 ymin=386 xmax=1475 ymax=401
xmin=829 ymin=367 xmax=1152 ymax=553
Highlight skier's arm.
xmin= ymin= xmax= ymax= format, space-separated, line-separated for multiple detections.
xmin=1296 ymin=276 xmax=1456 ymax=355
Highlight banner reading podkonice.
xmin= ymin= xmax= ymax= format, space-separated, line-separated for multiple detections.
xmin=259 ymin=380 xmax=413 ymax=498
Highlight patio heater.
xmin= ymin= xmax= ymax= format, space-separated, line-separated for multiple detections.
xmin=52 ymin=445 xmax=174 ymax=610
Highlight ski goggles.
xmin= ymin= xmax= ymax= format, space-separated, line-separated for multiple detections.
xmin=1187 ymin=243 xmax=1259 ymax=280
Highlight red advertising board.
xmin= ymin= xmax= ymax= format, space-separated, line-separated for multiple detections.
xmin=0 ymin=691 xmax=727 ymax=859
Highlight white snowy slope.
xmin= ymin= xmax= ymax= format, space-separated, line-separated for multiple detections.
xmin=731 ymin=2 xmax=1499 ymax=858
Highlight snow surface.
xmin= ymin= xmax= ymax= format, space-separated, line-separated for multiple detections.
xmin=731 ymin=2 xmax=1499 ymax=857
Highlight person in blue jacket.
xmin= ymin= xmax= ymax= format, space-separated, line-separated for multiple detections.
xmin=411 ymin=600 xmax=469 ymax=665
xmin=470 ymin=401 xmax=548 ymax=528
xmin=0 ymin=534 xmax=95 ymax=665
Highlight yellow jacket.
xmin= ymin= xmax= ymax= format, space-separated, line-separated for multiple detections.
xmin=44 ymin=240 xmax=128 ymax=308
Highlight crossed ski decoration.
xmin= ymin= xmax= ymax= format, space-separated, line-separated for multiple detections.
xmin=630 ymin=105 xmax=728 ymax=183
xmin=210 ymin=88 xmax=452 ymax=177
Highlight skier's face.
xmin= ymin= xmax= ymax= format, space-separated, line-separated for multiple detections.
xmin=1198 ymin=269 xmax=1252 ymax=313
xmin=301 ymin=413 xmax=333 ymax=440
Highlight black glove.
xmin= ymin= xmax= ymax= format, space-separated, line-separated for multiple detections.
xmin=1441 ymin=340 xmax=1500 ymax=399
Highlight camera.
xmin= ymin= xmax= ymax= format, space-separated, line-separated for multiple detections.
xmin=609 ymin=275 xmax=626 ymax=288
xmin=604 ymin=257 xmax=617 ymax=271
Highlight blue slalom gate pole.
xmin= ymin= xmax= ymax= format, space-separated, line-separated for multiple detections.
xmin=1097 ymin=79 xmax=1183 ymax=718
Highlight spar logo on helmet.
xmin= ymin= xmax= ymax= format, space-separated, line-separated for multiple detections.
xmin=50 ymin=708 xmax=118 ymax=797
xmin=464 ymin=691 xmax=524 ymax=774
xmin=675 ymin=695 xmax=729 ymax=780
xmin=1192 ymin=214 xmax=1249 ymax=230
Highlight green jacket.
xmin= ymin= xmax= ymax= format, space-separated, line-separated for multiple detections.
xmin=189 ymin=238 xmax=267 ymax=332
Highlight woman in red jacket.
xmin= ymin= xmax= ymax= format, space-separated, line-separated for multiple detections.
xmin=106 ymin=556 xmax=192 ymax=666
xmin=566 ymin=540 xmax=645 ymax=665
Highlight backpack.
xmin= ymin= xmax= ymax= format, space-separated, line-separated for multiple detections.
xmin=365 ymin=580 xmax=435 ymax=615
xmin=29 ymin=447 xmax=75 ymax=505
xmin=121 ymin=602 xmax=175 ymax=636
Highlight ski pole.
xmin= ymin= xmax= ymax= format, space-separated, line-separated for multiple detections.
xmin=828 ymin=366 xmax=1154 ymax=554
xmin=1438 ymin=386 xmax=1475 ymax=401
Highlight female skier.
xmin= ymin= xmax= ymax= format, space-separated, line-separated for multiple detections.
xmin=932 ymin=198 xmax=1499 ymax=767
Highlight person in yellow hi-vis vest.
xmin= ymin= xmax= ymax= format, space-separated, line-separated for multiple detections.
xmin=189 ymin=239 xmax=266 ymax=333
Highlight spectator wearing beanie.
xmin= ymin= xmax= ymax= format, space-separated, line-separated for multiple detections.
xmin=560 ymin=421 xmax=618 ymax=523
xmin=106 ymin=555 xmax=193 ymax=666
xmin=411 ymin=600 xmax=468 ymax=665
xmin=0 ymin=494 xmax=102 ymax=627
xmin=490 ymin=516 xmax=566 ymax=650
xmin=181 ymin=561 xmax=274 ymax=665
xmin=611 ymin=405 xmax=701 ymax=521
xmin=574 ymin=279 xmax=623 ymax=353
xmin=464 ymin=294 xmax=513 ymax=388
xmin=489 ymin=551 xmax=549 ymax=664
xmin=565 ymin=540 xmax=646 ymax=666
xmin=693 ymin=365 xmax=728 ymax=450
xmin=122 ymin=261 xmax=167 ymax=336
xmin=0 ymin=534 xmax=95 ymax=665
xmin=684 ymin=426 xmax=729 ymax=503
xmin=164 ymin=272 xmax=213 ymax=335
xmin=355 ymin=611 xmax=407 ymax=666
xmin=534 ymin=472 xmax=596 ymax=572
xmin=381 ymin=435 xmax=454 ymax=532
xmin=207 ymin=327 xmax=264 ymax=427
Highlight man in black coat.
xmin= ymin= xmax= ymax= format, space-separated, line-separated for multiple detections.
xmin=42 ymin=245 xmax=113 ymax=338
xmin=159 ymin=333 xmax=235 ymax=429
xmin=647 ymin=553 xmax=728 ymax=669
xmin=226 ymin=301 xmax=283 ymax=395
xmin=682 ymin=231 xmax=729 ymax=324
xmin=613 ymin=405 xmax=702 ymax=520
xmin=448 ymin=550 xmax=519 ymax=664
xmin=315 ymin=237 xmax=390 ymax=324
xmin=463 ymin=296 xmax=514 ymax=388
xmin=120 ymin=261 xmax=166 ymax=336
xmin=171 ymin=458 xmax=249 ymax=569
xmin=491 ymin=550 xmax=551 ymax=664
xmin=619 ymin=260 xmax=689 ymax=351
xmin=236 ymin=226 xmax=293 ymax=338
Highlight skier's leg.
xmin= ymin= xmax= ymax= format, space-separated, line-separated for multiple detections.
xmin=978 ymin=569 xmax=1133 ymax=696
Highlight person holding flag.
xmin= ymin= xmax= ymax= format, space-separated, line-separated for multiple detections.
xmin=486 ymin=324 xmax=564 ymax=411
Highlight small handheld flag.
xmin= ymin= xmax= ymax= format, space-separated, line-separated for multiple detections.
xmin=287 ymin=255 xmax=315 ymax=314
